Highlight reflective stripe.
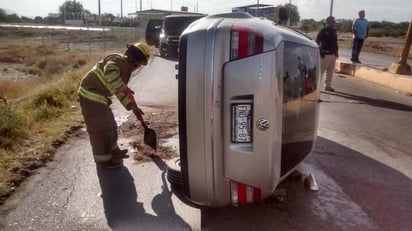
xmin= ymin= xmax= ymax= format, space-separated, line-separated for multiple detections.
xmin=104 ymin=64 xmax=121 ymax=82
xmin=93 ymin=153 xmax=113 ymax=162
xmin=116 ymin=91 xmax=133 ymax=109
xmin=92 ymin=64 xmax=124 ymax=95
xmin=78 ymin=86 xmax=108 ymax=105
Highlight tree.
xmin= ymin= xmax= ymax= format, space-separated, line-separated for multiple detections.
xmin=284 ymin=3 xmax=300 ymax=25
xmin=0 ymin=8 xmax=7 ymax=22
xmin=59 ymin=0 xmax=84 ymax=20
xmin=301 ymin=19 xmax=322 ymax=33
xmin=273 ymin=4 xmax=300 ymax=25
xmin=34 ymin=16 xmax=44 ymax=23
xmin=339 ymin=19 xmax=353 ymax=33
xmin=7 ymin=14 xmax=20 ymax=22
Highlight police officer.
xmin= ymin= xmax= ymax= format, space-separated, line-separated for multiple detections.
xmin=316 ymin=16 xmax=338 ymax=92
xmin=78 ymin=43 xmax=151 ymax=168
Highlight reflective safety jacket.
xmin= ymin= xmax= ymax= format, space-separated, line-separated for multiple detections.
xmin=78 ymin=54 xmax=135 ymax=110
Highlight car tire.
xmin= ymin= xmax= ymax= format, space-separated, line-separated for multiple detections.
xmin=166 ymin=158 xmax=182 ymax=185
xmin=160 ymin=50 xmax=166 ymax=57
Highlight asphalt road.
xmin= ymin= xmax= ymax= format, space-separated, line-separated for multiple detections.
xmin=1 ymin=52 xmax=412 ymax=230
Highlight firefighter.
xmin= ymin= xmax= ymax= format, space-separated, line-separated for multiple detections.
xmin=78 ymin=43 xmax=151 ymax=168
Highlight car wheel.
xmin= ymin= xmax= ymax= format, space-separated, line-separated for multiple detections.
xmin=160 ymin=50 xmax=166 ymax=57
xmin=166 ymin=158 xmax=182 ymax=185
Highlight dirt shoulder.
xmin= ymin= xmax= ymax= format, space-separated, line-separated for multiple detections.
xmin=338 ymin=33 xmax=411 ymax=58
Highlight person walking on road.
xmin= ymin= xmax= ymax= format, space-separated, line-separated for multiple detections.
xmin=316 ymin=16 xmax=338 ymax=92
xmin=351 ymin=10 xmax=369 ymax=63
xmin=78 ymin=43 xmax=151 ymax=168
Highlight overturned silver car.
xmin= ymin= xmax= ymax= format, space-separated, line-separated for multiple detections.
xmin=168 ymin=12 xmax=321 ymax=208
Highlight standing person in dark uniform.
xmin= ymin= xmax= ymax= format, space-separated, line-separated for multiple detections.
xmin=351 ymin=10 xmax=369 ymax=63
xmin=78 ymin=43 xmax=151 ymax=168
xmin=316 ymin=16 xmax=338 ymax=92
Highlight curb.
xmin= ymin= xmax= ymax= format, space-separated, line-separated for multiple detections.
xmin=335 ymin=60 xmax=412 ymax=95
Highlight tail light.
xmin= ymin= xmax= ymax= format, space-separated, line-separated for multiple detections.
xmin=230 ymin=26 xmax=264 ymax=60
xmin=230 ymin=181 xmax=262 ymax=206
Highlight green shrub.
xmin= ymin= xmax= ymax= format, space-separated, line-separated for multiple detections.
xmin=31 ymin=91 xmax=64 ymax=108
xmin=0 ymin=105 xmax=27 ymax=149
xmin=32 ymin=102 xmax=64 ymax=121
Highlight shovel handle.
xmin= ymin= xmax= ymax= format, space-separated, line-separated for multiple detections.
xmin=139 ymin=118 xmax=148 ymax=128
xmin=126 ymin=91 xmax=147 ymax=128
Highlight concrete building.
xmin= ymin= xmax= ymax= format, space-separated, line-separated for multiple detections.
xmin=232 ymin=4 xmax=275 ymax=19
xmin=129 ymin=9 xmax=205 ymax=22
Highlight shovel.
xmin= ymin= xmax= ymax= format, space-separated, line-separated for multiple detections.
xmin=137 ymin=117 xmax=157 ymax=151
xmin=126 ymin=91 xmax=157 ymax=150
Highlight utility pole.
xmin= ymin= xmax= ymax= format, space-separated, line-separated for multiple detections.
xmin=98 ymin=0 xmax=101 ymax=26
xmin=288 ymin=0 xmax=291 ymax=26
xmin=389 ymin=18 xmax=412 ymax=74
xmin=121 ymin=0 xmax=123 ymax=18
xmin=330 ymin=0 xmax=334 ymax=16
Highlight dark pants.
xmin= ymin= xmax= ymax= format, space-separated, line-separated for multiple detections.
xmin=351 ymin=38 xmax=365 ymax=61
xmin=79 ymin=96 xmax=118 ymax=163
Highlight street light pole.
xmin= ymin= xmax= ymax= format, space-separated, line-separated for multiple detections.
xmin=330 ymin=0 xmax=334 ymax=16
xmin=288 ymin=0 xmax=291 ymax=26
xmin=98 ymin=0 xmax=101 ymax=26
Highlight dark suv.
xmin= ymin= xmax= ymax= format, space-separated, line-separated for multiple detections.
xmin=145 ymin=19 xmax=163 ymax=47
xmin=159 ymin=14 xmax=204 ymax=58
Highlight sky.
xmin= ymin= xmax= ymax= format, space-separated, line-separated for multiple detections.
xmin=1 ymin=0 xmax=411 ymax=23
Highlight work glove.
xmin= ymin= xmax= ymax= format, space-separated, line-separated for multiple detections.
xmin=124 ymin=87 xmax=135 ymax=95
xmin=125 ymin=90 xmax=144 ymax=121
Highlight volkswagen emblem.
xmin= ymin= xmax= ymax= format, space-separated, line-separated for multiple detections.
xmin=256 ymin=118 xmax=269 ymax=131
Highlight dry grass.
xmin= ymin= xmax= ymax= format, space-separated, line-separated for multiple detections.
xmin=0 ymin=67 xmax=87 ymax=203
xmin=0 ymin=80 xmax=32 ymax=99
xmin=0 ymin=26 xmax=144 ymax=204
xmin=338 ymin=32 xmax=411 ymax=58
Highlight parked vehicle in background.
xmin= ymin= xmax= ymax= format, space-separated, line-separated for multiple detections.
xmin=145 ymin=19 xmax=163 ymax=47
xmin=159 ymin=14 xmax=205 ymax=58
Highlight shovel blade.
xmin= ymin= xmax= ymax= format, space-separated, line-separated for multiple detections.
xmin=144 ymin=127 xmax=157 ymax=150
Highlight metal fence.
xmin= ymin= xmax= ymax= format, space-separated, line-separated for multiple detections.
xmin=0 ymin=24 xmax=146 ymax=99
xmin=1 ymin=24 xmax=146 ymax=67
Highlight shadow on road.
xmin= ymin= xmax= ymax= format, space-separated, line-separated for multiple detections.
xmin=97 ymin=164 xmax=190 ymax=230
xmin=321 ymin=90 xmax=412 ymax=111
xmin=200 ymin=136 xmax=412 ymax=230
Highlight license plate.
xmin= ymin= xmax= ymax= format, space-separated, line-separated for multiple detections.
xmin=231 ymin=103 xmax=252 ymax=143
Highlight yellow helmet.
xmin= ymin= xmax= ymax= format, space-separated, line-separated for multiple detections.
xmin=134 ymin=43 xmax=151 ymax=65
